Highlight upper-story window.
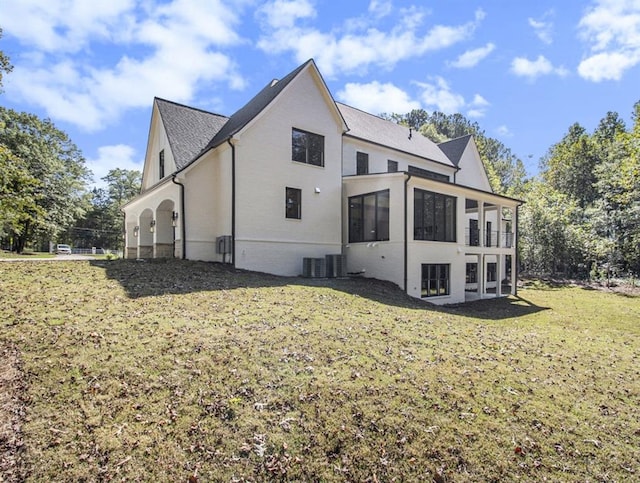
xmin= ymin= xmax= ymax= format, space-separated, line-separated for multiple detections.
xmin=408 ymin=165 xmax=449 ymax=182
xmin=159 ymin=149 xmax=165 ymax=179
xmin=414 ymin=189 xmax=456 ymax=242
xmin=292 ymin=128 xmax=324 ymax=167
xmin=356 ymin=152 xmax=369 ymax=175
xmin=387 ymin=160 xmax=398 ymax=173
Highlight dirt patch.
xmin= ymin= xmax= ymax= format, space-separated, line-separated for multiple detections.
xmin=0 ymin=342 xmax=26 ymax=482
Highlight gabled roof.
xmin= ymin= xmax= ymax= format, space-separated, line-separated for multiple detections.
xmin=438 ymin=134 xmax=473 ymax=167
xmin=200 ymin=59 xmax=316 ymax=155
xmin=155 ymin=98 xmax=228 ymax=170
xmin=337 ymin=103 xmax=456 ymax=168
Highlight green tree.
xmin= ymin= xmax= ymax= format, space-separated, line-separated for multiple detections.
xmin=0 ymin=108 xmax=91 ymax=252
xmin=0 ymin=28 xmax=13 ymax=92
xmin=72 ymin=169 xmax=141 ymax=250
xmin=541 ymin=123 xmax=599 ymax=209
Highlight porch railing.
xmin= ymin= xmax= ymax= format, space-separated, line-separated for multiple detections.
xmin=464 ymin=229 xmax=514 ymax=248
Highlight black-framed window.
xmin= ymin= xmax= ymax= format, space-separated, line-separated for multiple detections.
xmin=466 ymin=263 xmax=477 ymax=283
xmin=292 ymin=128 xmax=324 ymax=167
xmin=356 ymin=152 xmax=369 ymax=174
xmin=414 ymin=189 xmax=456 ymax=242
xmin=349 ymin=190 xmax=390 ymax=243
xmin=487 ymin=262 xmax=497 ymax=282
xmin=408 ymin=165 xmax=449 ymax=182
xmin=388 ymin=160 xmax=398 ymax=173
xmin=285 ymin=187 xmax=301 ymax=219
xmin=159 ymin=149 xmax=165 ymax=179
xmin=422 ymin=264 xmax=450 ymax=297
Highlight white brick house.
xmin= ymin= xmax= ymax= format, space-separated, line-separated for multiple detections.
xmin=123 ymin=60 xmax=521 ymax=304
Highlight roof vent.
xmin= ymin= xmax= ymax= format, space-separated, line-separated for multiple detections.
xmin=270 ymin=79 xmax=279 ymax=87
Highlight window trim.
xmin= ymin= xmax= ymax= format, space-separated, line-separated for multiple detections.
xmin=285 ymin=187 xmax=302 ymax=220
xmin=356 ymin=152 xmax=369 ymax=175
xmin=414 ymin=189 xmax=457 ymax=242
xmin=292 ymin=128 xmax=325 ymax=167
xmin=348 ymin=189 xmax=390 ymax=243
xmin=421 ymin=263 xmax=450 ymax=298
xmin=159 ymin=149 xmax=165 ymax=179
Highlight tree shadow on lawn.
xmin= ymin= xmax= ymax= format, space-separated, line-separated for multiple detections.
xmin=92 ymin=259 xmax=548 ymax=320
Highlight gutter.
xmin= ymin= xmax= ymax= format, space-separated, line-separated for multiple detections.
xmin=227 ymin=138 xmax=236 ymax=268
xmin=171 ymin=174 xmax=186 ymax=259
xmin=404 ymin=173 xmax=412 ymax=292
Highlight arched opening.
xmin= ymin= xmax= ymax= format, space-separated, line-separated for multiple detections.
xmin=138 ymin=209 xmax=154 ymax=258
xmin=156 ymin=199 xmax=176 ymax=258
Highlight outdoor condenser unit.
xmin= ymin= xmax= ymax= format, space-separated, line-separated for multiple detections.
xmin=325 ymin=254 xmax=346 ymax=278
xmin=302 ymin=257 xmax=326 ymax=278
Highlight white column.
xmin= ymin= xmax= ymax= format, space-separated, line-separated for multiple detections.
xmin=478 ymin=201 xmax=485 ymax=247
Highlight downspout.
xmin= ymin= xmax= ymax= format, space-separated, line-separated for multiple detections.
xmin=227 ymin=138 xmax=236 ymax=268
xmin=171 ymin=174 xmax=186 ymax=259
xmin=404 ymin=173 xmax=412 ymax=292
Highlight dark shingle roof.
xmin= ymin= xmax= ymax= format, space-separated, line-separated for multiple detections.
xmin=155 ymin=98 xmax=228 ymax=170
xmin=200 ymin=59 xmax=315 ymax=155
xmin=438 ymin=134 xmax=473 ymax=167
xmin=337 ymin=103 xmax=456 ymax=168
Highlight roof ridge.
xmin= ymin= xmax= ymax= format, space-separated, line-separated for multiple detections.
xmin=154 ymin=97 xmax=228 ymax=119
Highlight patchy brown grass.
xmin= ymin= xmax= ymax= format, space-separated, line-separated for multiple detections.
xmin=0 ymin=259 xmax=638 ymax=481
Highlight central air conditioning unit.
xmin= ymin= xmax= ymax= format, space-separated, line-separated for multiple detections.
xmin=216 ymin=235 xmax=232 ymax=254
xmin=302 ymin=257 xmax=326 ymax=278
xmin=325 ymin=254 xmax=346 ymax=278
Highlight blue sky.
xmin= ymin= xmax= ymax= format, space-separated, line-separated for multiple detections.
xmin=2 ymin=0 xmax=640 ymax=187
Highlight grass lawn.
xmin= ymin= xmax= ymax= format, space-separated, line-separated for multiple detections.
xmin=0 ymin=251 xmax=55 ymax=259
xmin=0 ymin=259 xmax=638 ymax=481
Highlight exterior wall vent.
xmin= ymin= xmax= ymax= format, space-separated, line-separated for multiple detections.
xmin=302 ymin=257 xmax=326 ymax=278
xmin=325 ymin=254 xmax=346 ymax=278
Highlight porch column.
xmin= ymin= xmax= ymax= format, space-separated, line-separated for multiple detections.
xmin=478 ymin=201 xmax=485 ymax=247
xmin=496 ymin=255 xmax=503 ymax=297
xmin=511 ymin=252 xmax=517 ymax=295
xmin=497 ymin=204 xmax=503 ymax=248
xmin=478 ymin=254 xmax=485 ymax=298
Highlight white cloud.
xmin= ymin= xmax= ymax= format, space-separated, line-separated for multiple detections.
xmin=578 ymin=51 xmax=639 ymax=81
xmin=577 ymin=0 xmax=640 ymax=81
xmin=337 ymin=81 xmax=420 ymax=115
xmin=257 ymin=6 xmax=486 ymax=77
xmin=510 ymin=55 xmax=569 ymax=79
xmin=528 ymin=10 xmax=554 ymax=45
xmin=3 ymin=0 xmax=247 ymax=131
xmin=496 ymin=125 xmax=513 ymax=137
xmin=256 ymin=0 xmax=316 ymax=29
xmin=448 ymin=43 xmax=495 ymax=68
xmin=415 ymin=77 xmax=489 ymax=117
xmin=86 ymin=144 xmax=143 ymax=188
xmin=368 ymin=0 xmax=393 ymax=19
xmin=2 ymin=0 xmax=136 ymax=53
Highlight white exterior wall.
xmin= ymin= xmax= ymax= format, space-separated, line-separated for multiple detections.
xmin=181 ymin=148 xmax=232 ymax=261
xmin=141 ymin=106 xmax=177 ymax=191
xmin=405 ymin=180 xmax=468 ymax=304
xmin=233 ymin=68 xmax=344 ymax=276
xmin=343 ymin=174 xmax=406 ymax=288
xmin=454 ymin=141 xmax=492 ymax=191
xmin=342 ymin=137 xmax=454 ymax=180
